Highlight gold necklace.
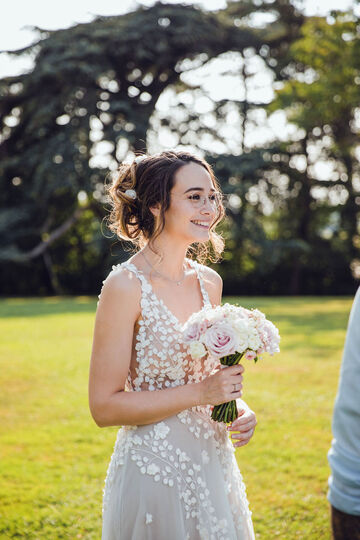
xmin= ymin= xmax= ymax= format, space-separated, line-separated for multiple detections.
xmin=141 ymin=251 xmax=186 ymax=286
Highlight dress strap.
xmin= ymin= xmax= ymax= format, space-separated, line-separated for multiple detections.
xmin=120 ymin=261 xmax=152 ymax=293
xmin=97 ymin=261 xmax=150 ymax=306
xmin=188 ymin=259 xmax=212 ymax=308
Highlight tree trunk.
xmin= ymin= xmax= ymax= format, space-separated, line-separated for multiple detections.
xmin=43 ymin=250 xmax=62 ymax=295
xmin=289 ymin=257 xmax=301 ymax=296
xmin=288 ymin=137 xmax=312 ymax=295
xmin=341 ymin=154 xmax=358 ymax=259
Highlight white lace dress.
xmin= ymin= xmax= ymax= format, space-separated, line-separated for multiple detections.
xmin=100 ymin=259 xmax=255 ymax=540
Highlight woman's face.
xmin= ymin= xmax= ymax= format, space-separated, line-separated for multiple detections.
xmin=162 ymin=162 xmax=219 ymax=244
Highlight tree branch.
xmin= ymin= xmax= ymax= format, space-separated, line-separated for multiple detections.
xmin=12 ymin=206 xmax=88 ymax=262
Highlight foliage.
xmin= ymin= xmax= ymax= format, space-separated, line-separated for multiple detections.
xmin=0 ymin=1 xmax=305 ymax=295
xmin=266 ymin=10 xmax=360 ymax=292
xmin=0 ymin=3 xmax=261 ymax=287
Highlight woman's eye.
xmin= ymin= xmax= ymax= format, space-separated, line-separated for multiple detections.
xmin=189 ymin=194 xmax=201 ymax=200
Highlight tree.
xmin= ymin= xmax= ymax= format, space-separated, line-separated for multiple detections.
xmin=265 ymin=10 xmax=360 ymax=293
xmin=0 ymin=1 xmax=304 ymax=294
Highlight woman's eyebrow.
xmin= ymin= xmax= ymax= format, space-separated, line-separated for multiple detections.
xmin=183 ymin=187 xmax=215 ymax=194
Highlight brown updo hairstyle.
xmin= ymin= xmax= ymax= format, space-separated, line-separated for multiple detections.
xmin=106 ymin=150 xmax=225 ymax=262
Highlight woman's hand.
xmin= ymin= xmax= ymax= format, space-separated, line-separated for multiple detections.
xmin=227 ymin=408 xmax=257 ymax=448
xmin=199 ymin=365 xmax=244 ymax=406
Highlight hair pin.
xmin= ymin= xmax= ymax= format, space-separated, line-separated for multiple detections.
xmin=124 ymin=189 xmax=137 ymax=200
xmin=134 ymin=155 xmax=147 ymax=165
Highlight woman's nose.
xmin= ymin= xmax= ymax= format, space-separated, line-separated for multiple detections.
xmin=200 ymin=201 xmax=214 ymax=215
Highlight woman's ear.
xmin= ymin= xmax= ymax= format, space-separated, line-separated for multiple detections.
xmin=149 ymin=203 xmax=161 ymax=218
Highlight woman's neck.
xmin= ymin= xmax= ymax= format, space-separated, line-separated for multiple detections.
xmin=142 ymin=236 xmax=189 ymax=281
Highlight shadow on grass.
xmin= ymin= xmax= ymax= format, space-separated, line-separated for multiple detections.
xmin=270 ymin=312 xmax=349 ymax=332
xmin=0 ymin=297 xmax=97 ymax=318
xmin=0 ymin=296 xmax=352 ymax=328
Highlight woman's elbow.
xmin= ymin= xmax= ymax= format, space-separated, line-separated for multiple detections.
xmin=89 ymin=398 xmax=109 ymax=428
xmin=92 ymin=412 xmax=106 ymax=428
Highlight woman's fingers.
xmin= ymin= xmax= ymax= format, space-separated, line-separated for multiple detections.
xmin=230 ymin=427 xmax=254 ymax=447
xmin=232 ymin=414 xmax=256 ymax=428
xmin=229 ymin=419 xmax=255 ymax=433
xmin=203 ymin=363 xmax=246 ymax=406
xmin=232 ymin=438 xmax=251 ymax=448
xmin=229 ymin=411 xmax=257 ymax=431
xmin=231 ymin=427 xmax=254 ymax=440
xmin=230 ymin=382 xmax=243 ymax=394
xmin=227 ymin=409 xmax=257 ymax=447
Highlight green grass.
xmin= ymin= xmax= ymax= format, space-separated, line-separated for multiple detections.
xmin=0 ymin=296 xmax=352 ymax=539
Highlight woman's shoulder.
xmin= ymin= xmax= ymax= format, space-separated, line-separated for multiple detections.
xmin=96 ymin=262 xmax=141 ymax=327
xmin=98 ymin=261 xmax=142 ymax=303
xmin=193 ymin=260 xmax=222 ymax=287
xmin=191 ymin=260 xmax=222 ymax=305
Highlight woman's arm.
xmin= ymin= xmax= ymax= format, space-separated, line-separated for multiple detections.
xmin=89 ymin=269 xmax=200 ymax=427
xmin=88 ymin=268 xmax=244 ymax=427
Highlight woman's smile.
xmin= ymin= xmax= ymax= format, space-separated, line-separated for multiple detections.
xmin=190 ymin=219 xmax=211 ymax=230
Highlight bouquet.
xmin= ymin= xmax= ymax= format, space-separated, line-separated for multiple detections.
xmin=182 ymin=303 xmax=280 ymax=423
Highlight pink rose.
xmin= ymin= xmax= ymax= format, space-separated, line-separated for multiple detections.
xmin=244 ymin=350 xmax=256 ymax=361
xmin=198 ymin=321 xmax=208 ymax=333
xmin=183 ymin=322 xmax=201 ymax=343
xmin=204 ymin=322 xmax=238 ymax=358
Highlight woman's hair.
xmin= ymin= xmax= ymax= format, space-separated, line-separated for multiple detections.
xmin=105 ymin=150 xmax=225 ymax=262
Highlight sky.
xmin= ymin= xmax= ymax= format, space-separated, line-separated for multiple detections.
xmin=0 ymin=0 xmax=357 ymax=162
xmin=0 ymin=0 xmax=355 ymax=78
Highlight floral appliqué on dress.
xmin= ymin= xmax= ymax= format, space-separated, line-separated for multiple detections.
xmin=100 ymin=260 xmax=254 ymax=540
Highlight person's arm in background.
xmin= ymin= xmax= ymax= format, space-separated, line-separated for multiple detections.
xmin=328 ymin=287 xmax=360 ymax=528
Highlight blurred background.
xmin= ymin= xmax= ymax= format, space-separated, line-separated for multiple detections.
xmin=1 ymin=0 xmax=359 ymax=297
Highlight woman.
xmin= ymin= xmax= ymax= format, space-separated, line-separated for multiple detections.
xmin=89 ymin=150 xmax=257 ymax=539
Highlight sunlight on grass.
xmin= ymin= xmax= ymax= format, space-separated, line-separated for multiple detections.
xmin=0 ymin=296 xmax=352 ymax=538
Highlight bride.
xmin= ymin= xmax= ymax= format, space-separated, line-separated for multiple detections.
xmin=88 ymin=150 xmax=257 ymax=539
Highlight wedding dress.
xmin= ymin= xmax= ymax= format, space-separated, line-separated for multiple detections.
xmin=100 ymin=259 xmax=255 ymax=540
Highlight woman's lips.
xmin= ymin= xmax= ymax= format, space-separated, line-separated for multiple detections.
xmin=191 ymin=220 xmax=211 ymax=229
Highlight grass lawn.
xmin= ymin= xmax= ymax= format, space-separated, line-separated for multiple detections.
xmin=0 ymin=295 xmax=353 ymax=539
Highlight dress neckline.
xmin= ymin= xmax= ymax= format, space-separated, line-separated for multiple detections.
xmin=123 ymin=258 xmax=208 ymax=328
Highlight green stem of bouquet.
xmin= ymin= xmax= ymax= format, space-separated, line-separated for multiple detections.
xmin=211 ymin=352 xmax=244 ymax=424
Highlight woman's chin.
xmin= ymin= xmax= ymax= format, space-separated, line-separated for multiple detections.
xmin=189 ymin=231 xmax=210 ymax=243
xmin=189 ymin=222 xmax=212 ymax=240
xmin=173 ymin=226 xmax=210 ymax=244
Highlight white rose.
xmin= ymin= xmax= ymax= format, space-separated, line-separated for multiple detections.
xmin=232 ymin=320 xmax=249 ymax=352
xmin=248 ymin=335 xmax=262 ymax=351
xmin=189 ymin=341 xmax=207 ymax=359
xmin=236 ymin=336 xmax=248 ymax=353
xmin=233 ymin=319 xmax=248 ymax=333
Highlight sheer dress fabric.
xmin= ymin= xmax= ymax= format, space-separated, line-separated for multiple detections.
xmin=100 ymin=259 xmax=255 ymax=540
